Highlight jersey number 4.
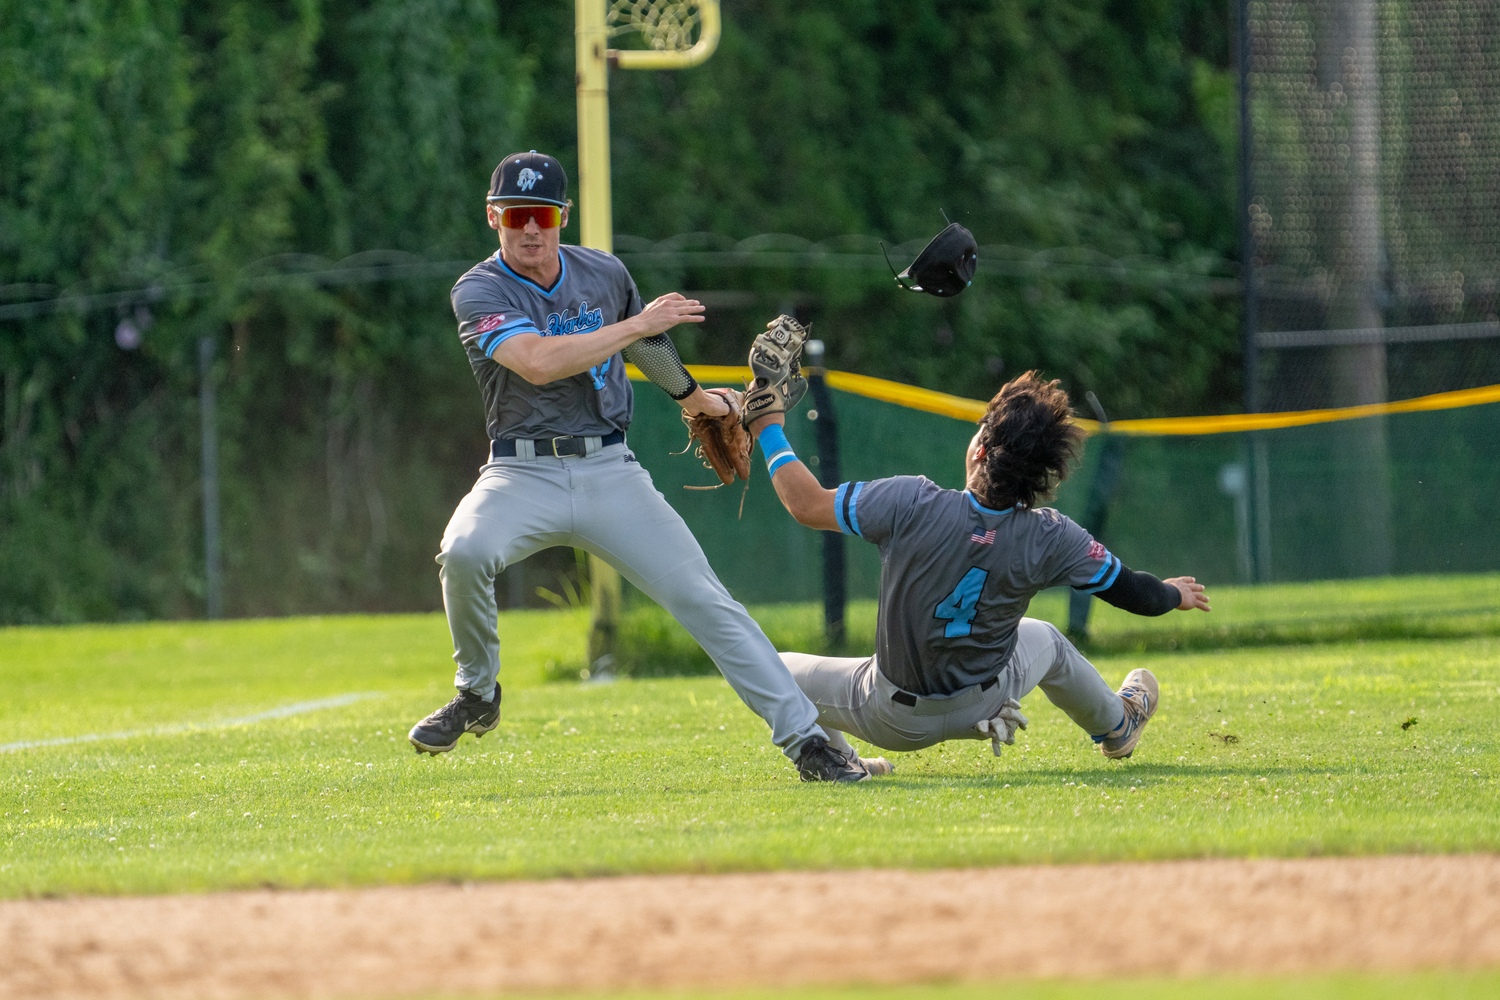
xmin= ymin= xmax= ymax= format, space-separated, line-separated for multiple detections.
xmin=934 ymin=567 xmax=989 ymax=638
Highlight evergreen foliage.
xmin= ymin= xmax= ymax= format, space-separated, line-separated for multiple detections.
xmin=0 ymin=0 xmax=1236 ymax=622
xmin=508 ymin=0 xmax=1241 ymax=412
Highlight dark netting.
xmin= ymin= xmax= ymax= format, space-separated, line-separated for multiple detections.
xmin=1250 ymin=0 xmax=1500 ymax=411
xmin=623 ymin=384 xmax=1500 ymax=605
xmin=1073 ymin=404 xmax=1500 ymax=584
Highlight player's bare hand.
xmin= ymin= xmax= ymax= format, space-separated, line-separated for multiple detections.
xmin=1165 ymin=576 xmax=1210 ymax=612
xmin=636 ymin=292 xmax=706 ymax=335
xmin=681 ymin=386 xmax=733 ymax=418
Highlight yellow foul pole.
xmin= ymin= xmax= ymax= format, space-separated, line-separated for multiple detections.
xmin=576 ymin=0 xmax=622 ymax=670
xmin=576 ymin=0 xmax=613 ymax=255
xmin=575 ymin=1 xmax=721 ymax=671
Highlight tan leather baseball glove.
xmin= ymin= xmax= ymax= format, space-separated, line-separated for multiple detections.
xmin=679 ymin=387 xmax=752 ymax=488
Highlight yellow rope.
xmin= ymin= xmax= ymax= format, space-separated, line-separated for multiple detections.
xmin=626 ymin=363 xmax=751 ymax=385
xmin=624 ymin=365 xmax=1500 ymax=436
xmin=1099 ymin=382 xmax=1500 ymax=435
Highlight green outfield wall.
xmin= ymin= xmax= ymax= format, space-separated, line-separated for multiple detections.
xmin=625 ymin=382 xmax=1500 ymax=607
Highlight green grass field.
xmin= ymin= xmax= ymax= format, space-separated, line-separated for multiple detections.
xmin=3 ymin=576 xmax=1498 ymax=901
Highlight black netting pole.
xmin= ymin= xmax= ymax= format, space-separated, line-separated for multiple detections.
xmin=198 ymin=336 xmax=223 ymax=619
xmin=1237 ymin=0 xmax=1266 ymax=582
xmin=1068 ymin=393 xmax=1125 ymax=639
xmin=805 ymin=341 xmax=846 ymax=649
xmin=1238 ymin=0 xmax=1259 ymax=416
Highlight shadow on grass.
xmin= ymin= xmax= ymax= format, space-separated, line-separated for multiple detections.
xmin=544 ymin=602 xmax=1500 ymax=681
xmin=1079 ymin=611 xmax=1500 ymax=655
xmin=702 ymin=762 xmax=1367 ymax=796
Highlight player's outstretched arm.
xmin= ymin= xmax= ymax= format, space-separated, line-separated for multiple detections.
xmin=493 ymin=293 xmax=705 ymax=385
xmin=1093 ymin=568 xmax=1211 ymax=616
xmin=748 ymin=414 xmax=838 ymax=531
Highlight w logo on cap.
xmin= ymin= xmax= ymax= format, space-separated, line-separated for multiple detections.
xmin=491 ymin=151 xmax=566 ymax=204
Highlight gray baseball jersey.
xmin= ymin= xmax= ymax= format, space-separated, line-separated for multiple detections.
xmin=834 ymin=476 xmax=1120 ymax=697
xmin=451 ymin=245 xmax=643 ymax=440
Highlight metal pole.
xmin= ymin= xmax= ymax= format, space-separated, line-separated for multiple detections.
xmin=1067 ymin=392 xmax=1124 ymax=640
xmin=1237 ymin=0 xmax=1268 ymax=582
xmin=1321 ymin=0 xmax=1391 ymax=578
xmin=1238 ymin=0 xmax=1258 ymax=418
xmin=805 ymin=340 xmax=845 ymax=648
xmin=1067 ymin=440 xmax=1125 ymax=638
xmin=198 ymin=336 xmax=223 ymax=619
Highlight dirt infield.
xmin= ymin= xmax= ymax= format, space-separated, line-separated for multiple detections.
xmin=5 ymin=854 xmax=1499 ymax=999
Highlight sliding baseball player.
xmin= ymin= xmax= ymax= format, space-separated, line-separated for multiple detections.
xmin=743 ymin=358 xmax=1211 ymax=767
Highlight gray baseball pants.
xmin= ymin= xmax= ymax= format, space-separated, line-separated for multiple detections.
xmin=779 ymin=618 xmax=1125 ymax=756
xmin=437 ymin=442 xmax=827 ymax=760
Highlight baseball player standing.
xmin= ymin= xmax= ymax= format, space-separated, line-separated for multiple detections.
xmin=407 ymin=151 xmax=864 ymax=782
xmin=749 ymin=369 xmax=1211 ymax=766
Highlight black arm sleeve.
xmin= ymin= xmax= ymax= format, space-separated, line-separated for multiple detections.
xmin=1093 ymin=565 xmax=1181 ymax=617
xmin=622 ymin=333 xmax=698 ymax=400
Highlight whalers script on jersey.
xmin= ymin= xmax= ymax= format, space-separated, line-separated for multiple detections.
xmin=452 ymin=245 xmax=645 ymax=441
xmin=545 ymin=300 xmax=610 ymax=389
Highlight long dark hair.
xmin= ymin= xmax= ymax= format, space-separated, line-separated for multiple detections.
xmin=971 ymin=371 xmax=1086 ymax=510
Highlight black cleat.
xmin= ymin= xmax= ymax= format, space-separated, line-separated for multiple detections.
xmin=408 ymin=685 xmax=502 ymax=755
xmin=795 ymin=735 xmax=869 ymax=783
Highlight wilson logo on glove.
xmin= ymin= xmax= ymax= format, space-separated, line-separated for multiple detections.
xmin=676 ymin=314 xmax=813 ymax=519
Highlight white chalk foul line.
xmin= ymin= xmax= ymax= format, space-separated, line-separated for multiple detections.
xmin=0 ymin=692 xmax=382 ymax=753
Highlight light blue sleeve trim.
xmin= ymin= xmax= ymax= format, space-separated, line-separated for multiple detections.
xmin=833 ymin=482 xmax=852 ymax=534
xmin=847 ymin=481 xmax=866 ymax=537
xmin=479 ymin=324 xmax=540 ymax=357
xmin=1077 ymin=555 xmax=1123 ymax=595
xmin=1082 ymin=553 xmax=1114 ymax=586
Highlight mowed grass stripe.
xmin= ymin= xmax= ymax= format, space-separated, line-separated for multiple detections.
xmin=439 ymin=971 xmax=1500 ymax=1000
xmin=0 ymin=692 xmax=381 ymax=752
xmin=3 ymin=596 xmax=1498 ymax=897
xmin=0 ymin=609 xmax=588 ymax=743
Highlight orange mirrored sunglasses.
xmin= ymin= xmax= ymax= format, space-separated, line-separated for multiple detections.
xmin=495 ymin=203 xmax=562 ymax=229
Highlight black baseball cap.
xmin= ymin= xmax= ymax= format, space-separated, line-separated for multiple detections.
xmin=896 ymin=222 xmax=977 ymax=297
xmin=488 ymin=150 xmax=569 ymax=207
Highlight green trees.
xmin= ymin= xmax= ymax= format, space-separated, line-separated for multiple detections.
xmin=0 ymin=0 xmax=1237 ymax=622
xmin=508 ymin=0 xmax=1241 ymax=414
xmin=1 ymin=0 xmax=528 ymax=621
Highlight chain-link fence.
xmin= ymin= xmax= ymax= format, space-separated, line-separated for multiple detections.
xmin=1249 ymin=0 xmax=1500 ymax=412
